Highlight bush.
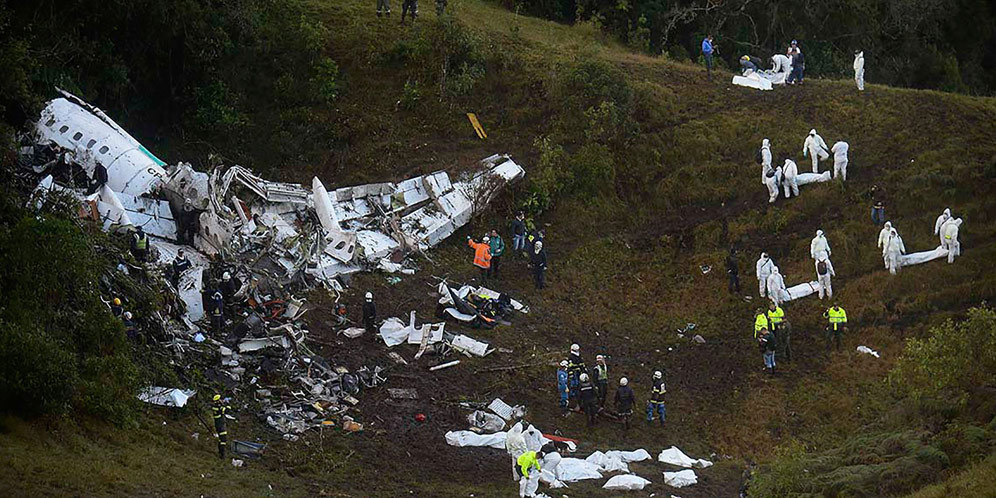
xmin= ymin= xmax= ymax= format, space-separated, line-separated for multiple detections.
xmin=0 ymin=210 xmax=138 ymax=422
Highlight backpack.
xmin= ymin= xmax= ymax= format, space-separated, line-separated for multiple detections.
xmin=817 ymin=260 xmax=828 ymax=276
xmin=755 ymin=148 xmax=763 ymax=164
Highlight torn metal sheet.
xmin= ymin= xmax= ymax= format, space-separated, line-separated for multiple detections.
xmin=35 ymin=90 xmax=166 ymax=196
xmin=407 ymin=322 xmax=444 ymax=345
xmin=387 ymin=388 xmax=418 ymax=400
xmin=137 ymin=386 xmax=196 ymax=408
xmin=379 ymin=316 xmax=411 ymax=347
xmin=222 ymin=166 xmax=310 ymax=204
xmin=488 ymin=398 xmax=516 ymax=421
xmin=238 ymin=335 xmax=292 ymax=353
xmin=116 ymin=190 xmax=177 ymax=240
xmin=313 ymin=177 xmax=356 ymax=262
xmin=451 ymin=334 xmax=492 ymax=357
xmin=178 ymin=267 xmax=206 ymax=322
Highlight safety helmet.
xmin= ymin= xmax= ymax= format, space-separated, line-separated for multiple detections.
xmin=223 ymin=271 xmax=231 ymax=281
xmin=596 ymin=354 xmax=605 ymax=361
xmin=482 ymin=236 xmax=490 ymax=243
xmin=791 ymin=39 xmax=798 ymax=45
xmin=177 ymin=249 xmax=185 ymax=256
xmin=365 ymin=292 xmax=373 ymax=301
xmin=579 ymin=373 xmax=589 ymax=382
xmin=653 ymin=371 xmax=663 ymax=379
xmin=570 ymin=343 xmax=579 ymax=353
xmin=123 ymin=311 xmax=133 ymax=320
xmin=213 ymin=394 xmax=221 ymax=402
xmin=535 ymin=241 xmax=543 ymax=249
xmin=560 ymin=360 xmax=568 ymax=368
xmin=619 ymin=377 xmax=628 ymax=386
xmin=113 ymin=298 xmax=121 ymax=306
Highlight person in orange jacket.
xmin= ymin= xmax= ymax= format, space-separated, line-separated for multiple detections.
xmin=468 ymin=235 xmax=492 ymax=281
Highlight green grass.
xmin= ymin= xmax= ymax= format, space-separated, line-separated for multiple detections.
xmin=4 ymin=0 xmax=996 ymax=496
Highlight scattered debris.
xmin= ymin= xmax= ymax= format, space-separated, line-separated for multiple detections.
xmin=467 ymin=113 xmax=487 ymax=139
xmin=137 ymin=387 xmax=195 ymax=408
xmin=692 ymin=335 xmax=706 ymax=344
xmin=430 ymin=360 xmax=461 ymax=371
xmin=232 ymin=440 xmax=266 ymax=459
xmin=387 ymin=388 xmax=418 ymax=400
xmin=231 ymin=459 xmax=244 ymax=468
xmin=699 ymin=265 xmax=711 ymax=274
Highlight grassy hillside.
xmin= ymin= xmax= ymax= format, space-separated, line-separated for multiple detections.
xmin=2 ymin=0 xmax=996 ymax=496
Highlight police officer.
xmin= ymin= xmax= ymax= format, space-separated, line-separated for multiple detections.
xmin=593 ymin=355 xmax=609 ymax=406
xmin=131 ymin=226 xmax=149 ymax=262
xmin=578 ymin=373 xmax=597 ymax=426
xmin=823 ymin=303 xmax=848 ymax=352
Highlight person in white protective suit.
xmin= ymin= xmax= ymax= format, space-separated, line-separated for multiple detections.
xmin=505 ymin=422 xmax=527 ymax=480
xmin=802 ymin=129 xmax=830 ymax=173
xmin=815 ymin=254 xmax=836 ymax=299
xmin=764 ymin=165 xmax=782 ymax=203
xmin=853 ymin=50 xmax=865 ymax=91
xmin=830 ymin=141 xmax=849 ymax=181
xmin=760 ymin=138 xmax=773 ymax=175
xmin=810 ymin=229 xmax=831 ymax=260
xmin=934 ymin=208 xmax=952 ymax=246
xmin=766 ymin=266 xmax=788 ymax=306
xmin=941 ymin=218 xmax=962 ymax=263
xmin=886 ymin=228 xmax=906 ymax=275
xmin=772 ymin=53 xmax=792 ymax=76
xmin=756 ymin=252 xmax=774 ymax=298
xmin=877 ymin=221 xmax=894 ymax=269
xmin=782 ymin=158 xmax=799 ymax=198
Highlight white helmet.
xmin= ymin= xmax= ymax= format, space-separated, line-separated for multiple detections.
xmin=596 ymin=354 xmax=605 ymax=361
xmin=535 ymin=241 xmax=543 ymax=250
xmin=123 ymin=311 xmax=133 ymax=320
xmin=570 ymin=343 xmax=580 ymax=353
xmin=619 ymin=377 xmax=628 ymax=386
xmin=653 ymin=371 xmax=662 ymax=379
xmin=579 ymin=373 xmax=589 ymax=382
xmin=222 ymin=271 xmax=231 ymax=281
xmin=560 ymin=360 xmax=568 ymax=368
xmin=365 ymin=292 xmax=373 ymax=301
xmin=483 ymin=236 xmax=490 ymax=243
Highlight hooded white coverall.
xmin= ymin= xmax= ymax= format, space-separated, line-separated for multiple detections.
xmin=810 ymin=230 xmax=831 ymax=260
xmin=506 ymin=423 xmax=527 ymax=480
xmin=782 ymin=159 xmax=799 ymax=198
xmin=934 ymin=208 xmax=951 ymax=246
xmin=877 ymin=221 xmax=893 ymax=268
xmin=815 ymin=257 xmax=835 ymax=299
xmin=831 ymin=141 xmax=849 ymax=181
xmin=803 ymin=130 xmax=830 ymax=173
xmin=772 ymin=54 xmax=792 ymax=75
xmin=853 ymin=52 xmax=865 ymax=90
xmin=764 ymin=166 xmax=782 ymax=203
xmin=942 ymin=218 xmax=962 ymax=263
xmin=761 ymin=139 xmax=772 ymax=170
xmin=766 ymin=267 xmax=788 ymax=306
xmin=886 ymin=229 xmax=906 ymax=275
xmin=756 ymin=254 xmax=774 ymax=298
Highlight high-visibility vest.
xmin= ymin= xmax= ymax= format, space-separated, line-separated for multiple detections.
xmin=517 ymin=451 xmax=540 ymax=477
xmin=595 ymin=364 xmax=608 ymax=381
xmin=134 ymin=233 xmax=148 ymax=250
xmin=650 ymin=380 xmax=666 ymax=404
xmin=754 ymin=313 xmax=769 ymax=338
xmin=827 ymin=307 xmax=847 ymax=330
xmin=767 ymin=307 xmax=785 ymax=325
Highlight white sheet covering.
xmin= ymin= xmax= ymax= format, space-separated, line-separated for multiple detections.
xmin=783 ymin=280 xmax=822 ymax=302
xmin=732 ymin=73 xmax=773 ymax=91
xmin=663 ymin=469 xmax=698 ymax=488
xmin=556 ymin=458 xmax=603 ymax=482
xmin=900 ymin=246 xmax=949 ymax=266
xmin=605 ymin=449 xmax=652 ymax=463
xmin=444 ymin=430 xmax=507 ymax=449
xmin=658 ymin=446 xmax=713 ymax=468
xmin=796 ymin=171 xmax=832 ymax=186
xmin=585 ymin=451 xmax=629 ymax=473
xmin=603 ymin=475 xmax=652 ymax=491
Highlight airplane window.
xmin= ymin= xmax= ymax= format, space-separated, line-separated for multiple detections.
xmin=72 ymin=132 xmax=83 ymax=141
xmin=45 ymin=118 xmax=56 ymax=127
xmin=87 ymin=139 xmax=97 ymax=149
xmin=335 ymin=241 xmax=346 ymax=250
xmin=99 ymin=146 xmax=110 ymax=154
xmin=59 ymin=125 xmax=69 ymax=133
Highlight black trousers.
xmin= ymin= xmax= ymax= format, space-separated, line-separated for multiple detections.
xmin=214 ymin=419 xmax=227 ymax=458
xmin=728 ymin=272 xmax=740 ymax=293
xmin=534 ymin=268 xmax=545 ymax=289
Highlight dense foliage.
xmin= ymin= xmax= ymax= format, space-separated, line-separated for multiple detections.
xmin=0 ymin=0 xmax=338 ymax=170
xmin=501 ymin=0 xmax=996 ymax=94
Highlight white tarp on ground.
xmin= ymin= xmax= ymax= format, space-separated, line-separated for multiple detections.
xmin=900 ymin=246 xmax=949 ymax=266
xmin=556 ymin=457 xmax=603 ymax=482
xmin=733 ymin=73 xmax=773 ymax=91
xmin=796 ymin=171 xmax=832 ymax=186
xmin=586 ymin=451 xmax=629 ymax=473
xmin=783 ymin=280 xmax=822 ymax=302
xmin=604 ymin=475 xmax=652 ymax=491
xmin=606 ymin=449 xmax=652 ymax=463
xmin=663 ymin=469 xmax=698 ymax=488
xmin=758 ymin=70 xmax=789 ymax=85
xmin=444 ymin=430 xmax=507 ymax=449
xmin=379 ymin=315 xmax=412 ymax=347
xmin=658 ymin=446 xmax=713 ymax=468
xmin=137 ymin=386 xmax=195 ymax=407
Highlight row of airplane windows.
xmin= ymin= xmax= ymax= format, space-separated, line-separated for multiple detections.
xmin=45 ymin=116 xmax=111 ymax=155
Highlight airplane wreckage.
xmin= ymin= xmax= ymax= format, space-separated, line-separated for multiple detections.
xmin=18 ymin=90 xmax=529 ymax=438
xmin=23 ymin=90 xmax=525 ymax=321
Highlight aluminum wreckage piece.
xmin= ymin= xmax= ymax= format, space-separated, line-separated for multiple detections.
xmin=26 ymin=91 xmax=525 ymax=292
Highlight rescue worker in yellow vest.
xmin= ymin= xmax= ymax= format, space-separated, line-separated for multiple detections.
xmin=594 ymin=355 xmax=609 ymax=407
xmin=767 ymin=302 xmax=791 ymax=361
xmin=211 ymin=394 xmax=232 ymax=458
xmin=516 ymin=449 xmax=543 ymax=498
xmin=646 ymin=370 xmax=666 ymax=426
xmin=131 ymin=226 xmax=149 ymax=262
xmin=823 ymin=304 xmax=848 ymax=352
xmin=753 ymin=308 xmax=769 ymax=338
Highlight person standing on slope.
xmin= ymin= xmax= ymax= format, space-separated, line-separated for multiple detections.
xmin=702 ymin=35 xmax=715 ymax=79
xmin=756 ymin=252 xmax=774 ymax=298
xmin=853 ymin=50 xmax=865 ymax=91
xmin=831 ymin=141 xmax=849 ymax=181
xmin=782 ymin=158 xmax=799 ymax=198
xmin=803 ymin=129 xmax=830 ymax=173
